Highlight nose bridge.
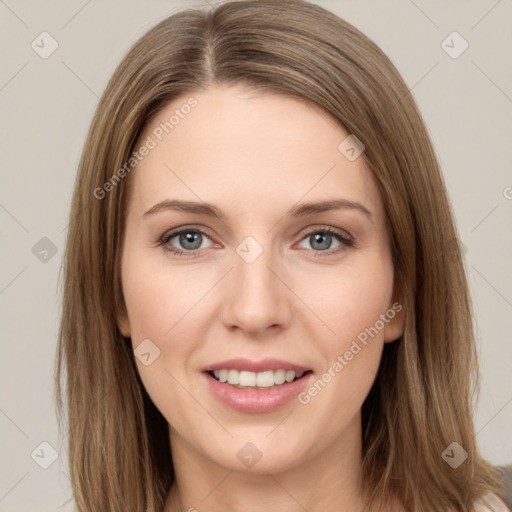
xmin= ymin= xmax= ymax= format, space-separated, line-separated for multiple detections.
xmin=222 ymin=235 xmax=290 ymax=333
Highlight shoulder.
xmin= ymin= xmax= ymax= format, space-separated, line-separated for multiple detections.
xmin=473 ymin=492 xmax=510 ymax=512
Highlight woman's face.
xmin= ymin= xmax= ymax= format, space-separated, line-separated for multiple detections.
xmin=118 ymin=84 xmax=404 ymax=473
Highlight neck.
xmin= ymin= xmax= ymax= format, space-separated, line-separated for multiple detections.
xmin=164 ymin=413 xmax=383 ymax=512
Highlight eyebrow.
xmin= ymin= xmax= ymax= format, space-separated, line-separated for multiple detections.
xmin=289 ymin=199 xmax=372 ymax=221
xmin=143 ymin=198 xmax=373 ymax=222
xmin=143 ymin=200 xmax=225 ymax=219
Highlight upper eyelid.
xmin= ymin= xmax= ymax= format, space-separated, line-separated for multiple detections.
xmin=162 ymin=225 xmax=217 ymax=243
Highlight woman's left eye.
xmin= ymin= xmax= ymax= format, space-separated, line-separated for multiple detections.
xmin=296 ymin=227 xmax=354 ymax=256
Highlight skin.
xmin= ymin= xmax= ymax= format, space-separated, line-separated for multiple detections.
xmin=117 ymin=84 xmax=405 ymax=512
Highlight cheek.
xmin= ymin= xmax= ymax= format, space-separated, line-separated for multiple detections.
xmin=123 ymin=277 xmax=171 ymax=345
xmin=120 ymin=249 xmax=202 ymax=391
xmin=294 ymin=257 xmax=393 ymax=407
xmin=121 ymin=255 xmax=208 ymax=427
xmin=298 ymin=258 xmax=394 ymax=347
xmin=121 ymin=248 xmax=204 ymax=342
xmin=336 ymin=272 xmax=393 ymax=345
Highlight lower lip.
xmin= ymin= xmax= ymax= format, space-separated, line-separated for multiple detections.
xmin=203 ymin=372 xmax=313 ymax=413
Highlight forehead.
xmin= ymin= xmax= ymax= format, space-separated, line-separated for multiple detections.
xmin=128 ymin=85 xmax=384 ymax=222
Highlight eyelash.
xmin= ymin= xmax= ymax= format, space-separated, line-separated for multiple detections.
xmin=158 ymin=225 xmax=355 ymax=259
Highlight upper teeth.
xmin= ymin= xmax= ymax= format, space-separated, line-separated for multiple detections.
xmin=213 ymin=369 xmax=304 ymax=387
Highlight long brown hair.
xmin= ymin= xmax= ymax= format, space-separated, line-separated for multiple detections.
xmin=55 ymin=1 xmax=504 ymax=510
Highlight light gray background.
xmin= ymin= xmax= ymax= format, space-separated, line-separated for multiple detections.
xmin=0 ymin=1 xmax=511 ymax=510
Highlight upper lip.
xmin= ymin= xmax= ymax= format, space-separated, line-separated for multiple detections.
xmin=202 ymin=358 xmax=311 ymax=373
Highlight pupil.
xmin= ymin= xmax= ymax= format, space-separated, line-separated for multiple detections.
xmin=180 ymin=232 xmax=202 ymax=250
xmin=312 ymin=233 xmax=331 ymax=250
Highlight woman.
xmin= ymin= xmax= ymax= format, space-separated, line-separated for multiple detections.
xmin=55 ymin=1 xmax=509 ymax=510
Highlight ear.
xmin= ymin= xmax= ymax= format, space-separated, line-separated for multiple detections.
xmin=383 ymin=281 xmax=405 ymax=343
xmin=116 ymin=307 xmax=131 ymax=338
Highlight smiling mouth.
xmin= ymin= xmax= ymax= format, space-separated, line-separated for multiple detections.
xmin=207 ymin=369 xmax=313 ymax=389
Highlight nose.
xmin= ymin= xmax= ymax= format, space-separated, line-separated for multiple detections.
xmin=220 ymin=244 xmax=292 ymax=336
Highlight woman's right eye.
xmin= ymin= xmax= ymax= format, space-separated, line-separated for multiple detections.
xmin=159 ymin=228 xmax=215 ymax=258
